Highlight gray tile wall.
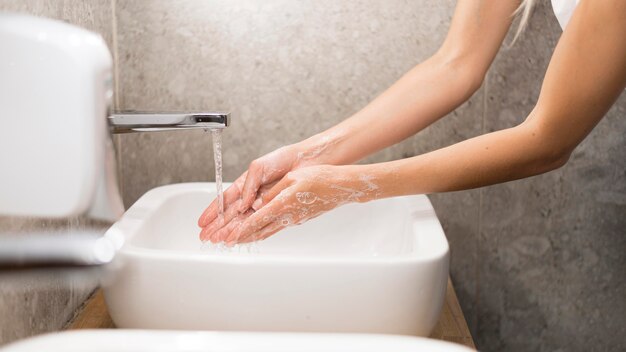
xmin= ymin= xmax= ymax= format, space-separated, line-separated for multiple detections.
xmin=477 ymin=2 xmax=626 ymax=350
xmin=0 ymin=0 xmax=115 ymax=346
xmin=0 ymin=1 xmax=623 ymax=351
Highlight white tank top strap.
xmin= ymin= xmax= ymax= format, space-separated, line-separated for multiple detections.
xmin=551 ymin=0 xmax=580 ymax=30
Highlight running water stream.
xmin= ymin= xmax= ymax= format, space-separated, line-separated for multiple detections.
xmin=204 ymin=129 xmax=258 ymax=253
xmin=211 ymin=129 xmax=224 ymax=218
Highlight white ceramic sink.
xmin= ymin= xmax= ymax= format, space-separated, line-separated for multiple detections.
xmin=0 ymin=330 xmax=473 ymax=352
xmin=102 ymin=183 xmax=449 ymax=336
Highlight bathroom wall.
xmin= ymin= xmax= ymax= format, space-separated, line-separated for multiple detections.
xmin=478 ymin=3 xmax=626 ymax=350
xmin=0 ymin=1 xmax=623 ymax=351
xmin=112 ymin=1 xmax=625 ymax=351
xmin=0 ymin=0 xmax=115 ymax=346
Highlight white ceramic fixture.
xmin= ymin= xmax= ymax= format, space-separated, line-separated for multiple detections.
xmin=0 ymin=330 xmax=474 ymax=352
xmin=0 ymin=13 xmax=123 ymax=221
xmin=103 ymin=183 xmax=449 ymax=336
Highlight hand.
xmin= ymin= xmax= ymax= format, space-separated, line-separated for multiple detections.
xmin=197 ymin=145 xmax=299 ymax=242
xmin=198 ymin=133 xmax=346 ymax=243
xmin=220 ymin=164 xmax=383 ymax=245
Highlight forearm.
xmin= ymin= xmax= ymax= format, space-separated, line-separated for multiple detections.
xmin=290 ymin=0 xmax=521 ymax=167
xmin=354 ymin=0 xmax=626 ymax=201
xmin=347 ymin=117 xmax=569 ymax=199
xmin=296 ymin=54 xmax=480 ymax=165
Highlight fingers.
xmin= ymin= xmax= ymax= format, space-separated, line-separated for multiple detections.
xmin=226 ymin=190 xmax=294 ymax=243
xmin=198 ymin=172 xmax=247 ymax=227
xmin=239 ymin=156 xmax=291 ymax=212
xmin=252 ymin=181 xmax=279 ymax=210
xmin=261 ymin=175 xmax=294 ymax=206
xmin=197 ymin=186 xmax=239 ymax=227
xmin=199 ymin=179 xmax=283 ymax=243
xmin=225 ymin=193 xmax=291 ymax=244
xmin=237 ymin=221 xmax=285 ymax=244
xmin=199 ymin=198 xmax=243 ymax=242
xmin=239 ymin=160 xmax=265 ymax=212
xmin=212 ymin=209 xmax=254 ymax=243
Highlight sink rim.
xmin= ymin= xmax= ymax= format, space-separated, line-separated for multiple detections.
xmin=1 ymin=329 xmax=474 ymax=352
xmin=107 ymin=182 xmax=449 ymax=265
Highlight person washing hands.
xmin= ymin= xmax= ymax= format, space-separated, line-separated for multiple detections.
xmin=199 ymin=0 xmax=626 ymax=245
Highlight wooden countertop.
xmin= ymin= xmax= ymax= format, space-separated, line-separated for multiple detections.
xmin=68 ymin=277 xmax=475 ymax=349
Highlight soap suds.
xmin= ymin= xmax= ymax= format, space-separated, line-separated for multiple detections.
xmin=296 ymin=191 xmax=318 ymax=204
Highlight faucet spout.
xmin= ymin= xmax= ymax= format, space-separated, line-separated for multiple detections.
xmin=108 ymin=112 xmax=230 ymax=134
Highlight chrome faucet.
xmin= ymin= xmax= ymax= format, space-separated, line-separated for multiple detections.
xmin=108 ymin=112 xmax=230 ymax=133
xmin=0 ymin=112 xmax=231 ymax=272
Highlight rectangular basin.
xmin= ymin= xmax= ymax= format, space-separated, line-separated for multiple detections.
xmin=102 ymin=183 xmax=449 ymax=336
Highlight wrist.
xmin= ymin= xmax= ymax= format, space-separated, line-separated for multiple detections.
xmin=292 ymin=131 xmax=347 ymax=168
xmin=326 ymin=164 xmax=390 ymax=204
xmin=343 ymin=162 xmax=406 ymax=202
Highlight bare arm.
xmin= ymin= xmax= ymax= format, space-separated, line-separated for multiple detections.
xmin=227 ymin=0 xmax=626 ymax=244
xmin=199 ymin=1 xmax=521 ymax=235
xmin=368 ymin=0 xmax=626 ymax=197
xmin=298 ymin=0 xmax=520 ymax=165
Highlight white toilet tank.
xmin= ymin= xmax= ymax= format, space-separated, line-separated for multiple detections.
xmin=0 ymin=13 xmax=123 ymax=221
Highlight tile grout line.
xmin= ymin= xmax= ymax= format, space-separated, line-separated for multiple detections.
xmin=475 ymin=70 xmax=489 ymax=337
xmin=110 ymin=0 xmax=124 ymax=198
